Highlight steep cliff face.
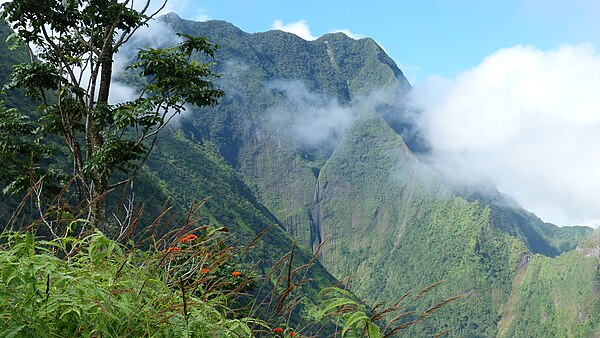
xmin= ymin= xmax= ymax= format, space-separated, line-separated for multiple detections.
xmin=156 ymin=13 xmax=414 ymax=253
xmin=308 ymin=115 xmax=530 ymax=336
xmin=140 ymin=14 xmax=598 ymax=336
xmin=496 ymin=248 xmax=600 ymax=337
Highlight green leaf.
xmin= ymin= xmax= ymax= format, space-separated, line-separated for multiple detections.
xmin=366 ymin=322 xmax=381 ymax=338
xmin=341 ymin=311 xmax=369 ymax=337
xmin=0 ymin=324 xmax=26 ymax=338
xmin=318 ymin=297 xmax=358 ymax=319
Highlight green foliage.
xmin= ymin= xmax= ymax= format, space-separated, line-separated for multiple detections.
xmin=0 ymin=230 xmax=257 ymax=337
xmin=0 ymin=210 xmax=456 ymax=337
xmin=0 ymin=104 xmax=43 ymax=194
xmin=0 ymin=0 xmax=223 ymax=226
xmin=498 ymin=251 xmax=600 ymax=337
xmin=0 ymin=22 xmax=29 ymax=92
xmin=318 ymin=287 xmax=383 ymax=337
xmin=134 ymin=16 xmax=598 ymax=337
xmin=133 ymin=33 xmax=222 ymax=109
xmin=317 ymin=283 xmax=460 ymax=338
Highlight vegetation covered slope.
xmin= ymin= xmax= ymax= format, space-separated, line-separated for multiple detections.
xmin=0 ymin=22 xmax=29 ymax=108
xmin=129 ymin=129 xmax=343 ymax=328
xmin=0 ymin=18 xmax=338 ymax=331
xmin=2 ymin=13 xmax=598 ymax=336
xmin=140 ymin=13 xmax=598 ymax=336
xmin=497 ymin=239 xmax=600 ymax=337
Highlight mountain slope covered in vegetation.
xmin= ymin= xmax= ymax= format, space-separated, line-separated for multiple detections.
xmin=137 ymin=14 xmax=597 ymax=337
xmin=1 ymin=13 xmax=598 ymax=336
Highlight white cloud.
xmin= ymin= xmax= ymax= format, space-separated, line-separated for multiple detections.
xmin=266 ymin=80 xmax=355 ymax=151
xmin=396 ymin=62 xmax=421 ymax=85
xmin=409 ymin=44 xmax=600 ymax=227
xmin=329 ymin=28 xmax=364 ymax=40
xmin=271 ymin=19 xmax=317 ymax=41
xmin=194 ymin=13 xmax=210 ymax=22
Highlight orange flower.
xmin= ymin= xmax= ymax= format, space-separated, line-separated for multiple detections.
xmin=162 ymin=247 xmax=181 ymax=254
xmin=273 ymin=327 xmax=284 ymax=334
xmin=231 ymin=271 xmax=242 ymax=277
xmin=180 ymin=234 xmax=198 ymax=243
xmin=200 ymin=267 xmax=210 ymax=274
xmin=289 ymin=332 xmax=296 ymax=337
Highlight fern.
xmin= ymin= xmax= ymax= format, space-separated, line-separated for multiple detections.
xmin=0 ymin=230 xmax=256 ymax=337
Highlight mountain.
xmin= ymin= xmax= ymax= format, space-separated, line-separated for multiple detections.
xmin=1 ymin=14 xmax=598 ymax=336
xmin=0 ymin=20 xmax=338 ymax=332
xmin=141 ymin=14 xmax=597 ymax=336
xmin=497 ymin=245 xmax=600 ymax=337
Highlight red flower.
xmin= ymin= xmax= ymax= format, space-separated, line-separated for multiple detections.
xmin=162 ymin=247 xmax=181 ymax=254
xmin=200 ymin=267 xmax=211 ymax=274
xmin=180 ymin=234 xmax=198 ymax=243
xmin=273 ymin=327 xmax=284 ymax=334
xmin=231 ymin=271 xmax=242 ymax=277
xmin=289 ymin=332 xmax=296 ymax=337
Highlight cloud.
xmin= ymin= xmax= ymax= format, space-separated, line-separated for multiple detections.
xmin=114 ymin=19 xmax=181 ymax=73
xmin=194 ymin=13 xmax=210 ymax=22
xmin=409 ymin=43 xmax=600 ymax=227
xmin=329 ymin=28 xmax=364 ymax=40
xmin=396 ymin=62 xmax=421 ymax=85
xmin=215 ymin=59 xmax=250 ymax=98
xmin=271 ymin=19 xmax=317 ymax=41
xmin=110 ymin=18 xmax=182 ymax=104
xmin=266 ymin=80 xmax=355 ymax=151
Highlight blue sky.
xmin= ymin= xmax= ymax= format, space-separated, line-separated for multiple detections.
xmin=164 ymin=0 xmax=600 ymax=83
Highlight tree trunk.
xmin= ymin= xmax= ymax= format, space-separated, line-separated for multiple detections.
xmin=89 ymin=44 xmax=114 ymax=233
xmin=90 ymin=174 xmax=108 ymax=233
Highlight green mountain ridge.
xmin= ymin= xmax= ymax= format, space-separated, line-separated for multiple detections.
xmin=144 ymin=14 xmax=597 ymax=336
xmin=2 ymin=13 xmax=599 ymax=336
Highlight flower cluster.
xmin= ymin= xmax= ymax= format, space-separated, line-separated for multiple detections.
xmin=162 ymin=247 xmax=181 ymax=254
xmin=272 ymin=327 xmax=297 ymax=336
xmin=180 ymin=233 xmax=198 ymax=243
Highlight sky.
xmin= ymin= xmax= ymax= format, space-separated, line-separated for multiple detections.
xmin=156 ymin=0 xmax=600 ymax=228
xmin=158 ymin=0 xmax=600 ymax=82
xmin=4 ymin=0 xmax=600 ymax=227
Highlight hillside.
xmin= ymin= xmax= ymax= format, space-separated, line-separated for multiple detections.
xmin=1 ymin=13 xmax=598 ymax=336
xmin=141 ymin=14 xmax=597 ymax=336
xmin=0 ymin=20 xmax=338 ymax=332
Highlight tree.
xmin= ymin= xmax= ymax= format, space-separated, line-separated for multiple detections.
xmin=0 ymin=0 xmax=223 ymax=230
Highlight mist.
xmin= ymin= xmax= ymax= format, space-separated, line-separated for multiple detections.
xmin=266 ymin=79 xmax=356 ymax=152
xmin=111 ymin=18 xmax=182 ymax=104
xmin=408 ymin=44 xmax=600 ymax=227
